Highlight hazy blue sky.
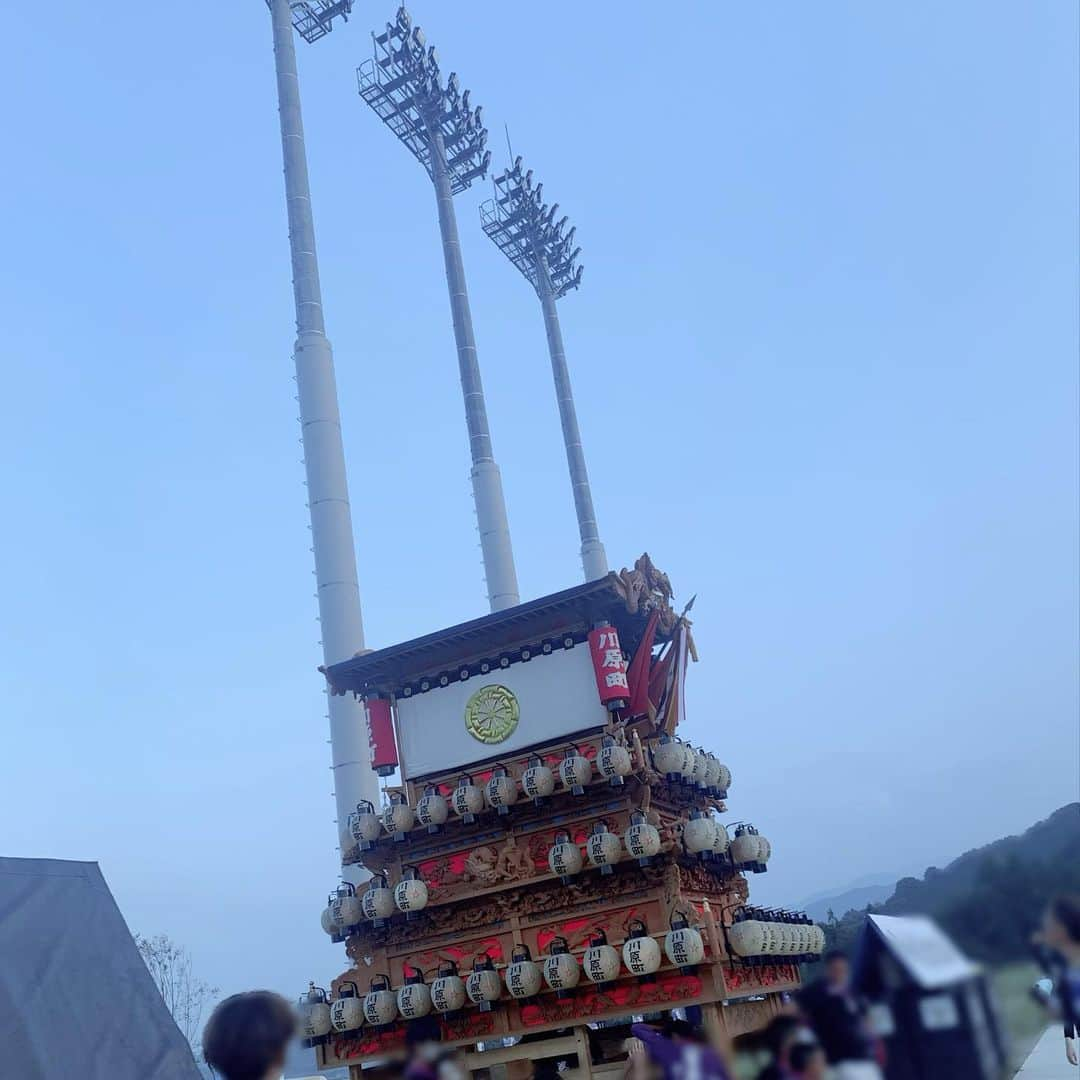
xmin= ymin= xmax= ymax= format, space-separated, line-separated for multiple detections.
xmin=2 ymin=2 xmax=1076 ymax=1002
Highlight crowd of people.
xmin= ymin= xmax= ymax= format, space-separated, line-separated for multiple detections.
xmin=196 ymin=893 xmax=1080 ymax=1079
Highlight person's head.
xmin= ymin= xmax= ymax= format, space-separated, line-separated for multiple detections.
xmin=823 ymin=949 xmax=850 ymax=989
xmin=788 ymin=1042 xmax=827 ymax=1079
xmin=202 ymin=991 xmax=296 ymax=1080
xmin=664 ymin=1018 xmax=706 ymax=1045
xmin=761 ymin=1015 xmax=801 ymax=1058
xmin=1042 ymin=895 xmax=1080 ymax=954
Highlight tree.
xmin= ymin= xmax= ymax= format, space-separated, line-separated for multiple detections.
xmin=135 ymin=933 xmax=218 ymax=1055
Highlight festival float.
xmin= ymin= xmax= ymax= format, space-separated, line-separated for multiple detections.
xmin=308 ymin=555 xmax=822 ymax=1075
xmin=264 ymin=3 xmax=823 ymax=1074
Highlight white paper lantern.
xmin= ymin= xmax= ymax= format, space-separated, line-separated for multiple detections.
xmin=299 ymin=985 xmax=332 ymax=1045
xmin=521 ymin=757 xmax=555 ymax=800
xmin=714 ymin=762 xmax=732 ymax=794
xmin=727 ymin=920 xmax=767 ymax=957
xmin=711 ymin=820 xmax=730 ymax=857
xmin=597 ymin=736 xmax=632 ymax=784
xmin=465 ymin=959 xmax=501 ymax=1011
xmin=397 ymin=976 xmax=432 ymax=1020
xmin=329 ymin=982 xmax=365 ymax=1035
xmin=731 ymin=830 xmax=760 ymax=866
xmin=651 ymin=735 xmax=685 ymax=778
xmin=665 ymin=915 xmax=705 ymax=970
xmin=810 ymin=925 xmax=826 ymax=955
xmin=361 ymin=874 xmax=395 ymax=924
xmin=324 ymin=884 xmax=363 ymax=936
xmin=485 ymin=767 xmax=518 ymax=812
xmin=622 ymin=921 xmax=662 ymax=978
xmin=703 ymin=752 xmax=723 ymax=793
xmin=451 ymin=775 xmax=485 ymax=821
xmin=394 ymin=867 xmax=429 ymax=915
xmin=505 ymin=945 xmax=543 ymax=999
xmin=583 ymin=931 xmax=621 ymax=985
xmin=690 ymin=747 xmax=709 ymax=788
xmin=756 ymin=836 xmax=772 ymax=864
xmin=682 ymin=811 xmax=717 ymax=856
xmin=559 ymin=748 xmax=592 ymax=795
xmin=543 ymin=938 xmax=581 ymax=996
xmin=586 ymin=822 xmax=621 ymax=874
xmin=363 ymin=977 xmax=398 ymax=1027
xmin=416 ymin=786 xmax=449 ymax=830
xmin=623 ymin=812 xmax=661 ymax=864
xmin=381 ymin=794 xmax=415 ymax=839
xmin=431 ymin=962 xmax=467 ymax=1014
xmin=548 ymin=831 xmax=583 ymax=880
xmin=349 ymin=800 xmax=382 ymax=847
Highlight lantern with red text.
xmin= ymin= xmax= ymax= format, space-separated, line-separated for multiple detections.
xmin=365 ymin=696 xmax=398 ymax=777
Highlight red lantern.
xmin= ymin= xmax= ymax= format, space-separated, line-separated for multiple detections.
xmin=588 ymin=625 xmax=629 ymax=710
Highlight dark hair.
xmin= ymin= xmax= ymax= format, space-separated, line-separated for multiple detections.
xmin=761 ymin=1015 xmax=800 ymax=1054
xmin=202 ymin=991 xmax=296 ymax=1080
xmin=663 ymin=1018 xmax=706 ymax=1044
xmin=1051 ymin=895 xmax=1080 ymax=945
xmin=789 ymin=1042 xmax=824 ymax=1072
xmin=824 ymin=949 xmax=848 ymax=965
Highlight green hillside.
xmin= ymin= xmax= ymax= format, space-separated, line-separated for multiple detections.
xmin=823 ymin=803 xmax=1080 ymax=963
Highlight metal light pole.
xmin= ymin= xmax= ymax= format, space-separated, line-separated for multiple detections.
xmin=480 ymin=159 xmax=608 ymax=580
xmin=358 ymin=7 xmax=520 ymax=612
xmin=267 ymin=0 xmax=381 ymax=860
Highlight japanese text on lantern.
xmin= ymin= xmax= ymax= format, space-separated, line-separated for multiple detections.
xmin=588 ymin=626 xmax=629 ymax=708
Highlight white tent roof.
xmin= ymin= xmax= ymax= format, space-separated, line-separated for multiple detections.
xmin=866 ymin=913 xmax=980 ymax=990
xmin=0 ymin=857 xmax=203 ymax=1080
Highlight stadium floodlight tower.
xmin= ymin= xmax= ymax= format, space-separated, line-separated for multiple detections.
xmin=480 ymin=159 xmax=608 ymax=581
xmin=357 ymin=7 xmax=520 ymax=612
xmin=265 ymin=0 xmax=381 ymax=863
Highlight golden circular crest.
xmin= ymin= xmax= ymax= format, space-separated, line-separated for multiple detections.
xmin=464 ymin=684 xmax=520 ymax=744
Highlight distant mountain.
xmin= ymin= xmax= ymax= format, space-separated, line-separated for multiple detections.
xmin=823 ymin=803 xmax=1080 ymax=963
xmin=803 ymin=882 xmax=896 ymax=923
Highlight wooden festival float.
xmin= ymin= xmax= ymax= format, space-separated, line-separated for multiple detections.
xmin=300 ymin=555 xmax=825 ymax=1076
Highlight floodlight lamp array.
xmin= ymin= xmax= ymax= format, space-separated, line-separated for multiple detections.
xmin=269 ymin=0 xmax=354 ymax=43
xmin=480 ymin=157 xmax=583 ymax=300
xmin=357 ymin=6 xmax=491 ymax=195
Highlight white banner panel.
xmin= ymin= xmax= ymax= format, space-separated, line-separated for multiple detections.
xmin=394 ymin=646 xmax=608 ymax=779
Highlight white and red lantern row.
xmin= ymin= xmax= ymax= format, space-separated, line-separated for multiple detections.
xmin=727 ymin=917 xmax=825 ymax=960
xmin=306 ymin=918 xmax=709 ymax=1031
xmin=320 ymin=868 xmax=429 ymax=937
xmin=344 ymin=741 xmax=731 ymax=852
